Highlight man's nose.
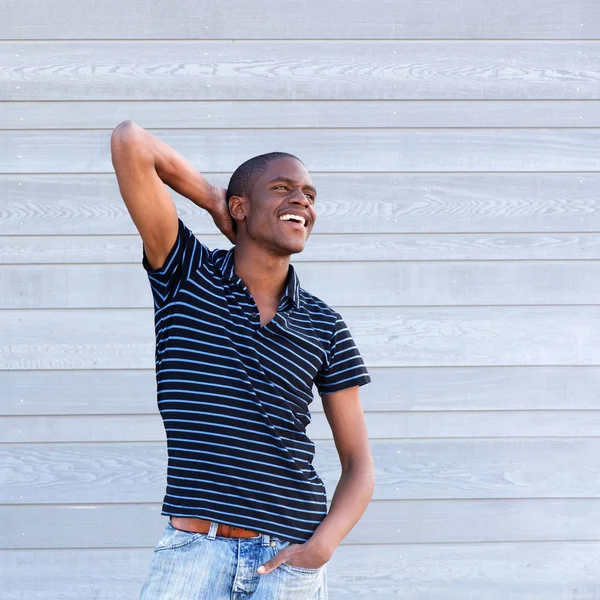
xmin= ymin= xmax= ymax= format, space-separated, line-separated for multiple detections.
xmin=289 ymin=188 xmax=309 ymax=204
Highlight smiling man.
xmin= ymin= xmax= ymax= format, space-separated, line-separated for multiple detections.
xmin=111 ymin=120 xmax=375 ymax=600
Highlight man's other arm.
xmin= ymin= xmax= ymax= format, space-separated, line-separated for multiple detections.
xmin=307 ymin=385 xmax=375 ymax=557
xmin=257 ymin=385 xmax=374 ymax=572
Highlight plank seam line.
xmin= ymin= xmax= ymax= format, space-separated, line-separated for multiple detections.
xmin=5 ymin=128 xmax=600 ymax=134
xmin=5 ymin=258 xmax=600 ymax=266
xmin=6 ymin=540 xmax=600 ymax=551
xmin=5 ymin=99 xmax=600 ymax=104
xmin=3 ymin=365 xmax=600 ymax=370
xmin=5 ymin=126 xmax=600 ymax=132
xmin=5 ymin=436 xmax=600 ymax=445
xmin=3 ymin=171 xmax=600 ymax=176
xmin=4 ymin=499 xmax=600 ymax=506
xmin=6 ymin=436 xmax=600 ymax=445
xmin=3 ymin=38 xmax=600 ymax=43
xmin=5 ymin=127 xmax=600 ymax=134
xmin=0 ymin=365 xmax=596 ymax=372
xmin=5 ymin=303 xmax=600 ymax=310
xmin=8 ymin=541 xmax=600 ymax=553
xmin=4 ymin=231 xmax=600 ymax=237
xmin=5 ymin=408 xmax=600 ymax=417
xmin=4 ymin=97 xmax=599 ymax=102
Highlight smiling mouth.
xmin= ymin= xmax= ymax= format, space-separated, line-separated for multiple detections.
xmin=280 ymin=219 xmax=305 ymax=229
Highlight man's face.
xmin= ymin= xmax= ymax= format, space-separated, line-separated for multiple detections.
xmin=237 ymin=157 xmax=317 ymax=255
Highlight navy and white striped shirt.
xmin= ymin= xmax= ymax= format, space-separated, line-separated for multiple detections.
xmin=143 ymin=218 xmax=371 ymax=543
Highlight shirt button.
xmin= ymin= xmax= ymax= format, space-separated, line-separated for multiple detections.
xmin=251 ymin=312 xmax=258 ymax=317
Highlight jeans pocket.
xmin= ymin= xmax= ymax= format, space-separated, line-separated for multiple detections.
xmin=280 ymin=562 xmax=322 ymax=575
xmin=153 ymin=521 xmax=206 ymax=553
xmin=273 ymin=538 xmax=323 ymax=575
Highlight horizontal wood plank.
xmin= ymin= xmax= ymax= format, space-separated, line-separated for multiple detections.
xmin=3 ymin=439 xmax=600 ymax=503
xmin=2 ymin=42 xmax=598 ymax=100
xmin=3 ymin=261 xmax=600 ymax=308
xmin=5 ymin=232 xmax=600 ymax=263
xmin=4 ymin=100 xmax=600 ymax=129
xmin=2 ymin=307 xmax=600 ymax=369
xmin=4 ymin=411 xmax=600 ymax=443
xmin=3 ymin=129 xmax=600 ymax=173
xmin=3 ymin=542 xmax=600 ymax=599
xmin=2 ymin=498 xmax=600 ymax=547
xmin=4 ymin=366 xmax=600 ymax=415
xmin=4 ymin=0 xmax=600 ymax=39
xmin=3 ymin=173 xmax=600 ymax=235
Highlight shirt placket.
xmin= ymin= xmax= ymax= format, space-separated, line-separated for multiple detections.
xmin=231 ymin=272 xmax=292 ymax=333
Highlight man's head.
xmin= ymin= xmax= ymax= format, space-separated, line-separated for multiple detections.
xmin=226 ymin=152 xmax=317 ymax=255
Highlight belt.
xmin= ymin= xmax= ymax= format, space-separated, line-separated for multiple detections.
xmin=170 ymin=516 xmax=260 ymax=539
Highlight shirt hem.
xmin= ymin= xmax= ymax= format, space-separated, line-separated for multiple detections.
xmin=160 ymin=508 xmax=317 ymax=544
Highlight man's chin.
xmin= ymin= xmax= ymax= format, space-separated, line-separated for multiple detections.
xmin=277 ymin=242 xmax=305 ymax=256
xmin=272 ymin=234 xmax=308 ymax=256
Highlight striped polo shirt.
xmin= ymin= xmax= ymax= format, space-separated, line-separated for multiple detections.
xmin=143 ymin=217 xmax=371 ymax=543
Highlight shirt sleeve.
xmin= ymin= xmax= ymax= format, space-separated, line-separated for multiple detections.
xmin=142 ymin=217 xmax=207 ymax=309
xmin=314 ymin=312 xmax=371 ymax=396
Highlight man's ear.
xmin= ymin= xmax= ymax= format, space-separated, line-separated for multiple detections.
xmin=228 ymin=195 xmax=248 ymax=227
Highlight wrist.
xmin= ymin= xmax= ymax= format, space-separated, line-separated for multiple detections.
xmin=206 ymin=184 xmax=224 ymax=214
xmin=304 ymin=537 xmax=335 ymax=563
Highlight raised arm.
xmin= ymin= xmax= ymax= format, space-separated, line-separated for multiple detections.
xmin=110 ymin=120 xmax=234 ymax=271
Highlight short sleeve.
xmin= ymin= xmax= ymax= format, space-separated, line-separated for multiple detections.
xmin=142 ymin=218 xmax=207 ymax=309
xmin=314 ymin=312 xmax=371 ymax=396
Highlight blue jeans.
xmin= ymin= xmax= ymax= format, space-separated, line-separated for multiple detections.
xmin=139 ymin=519 xmax=328 ymax=600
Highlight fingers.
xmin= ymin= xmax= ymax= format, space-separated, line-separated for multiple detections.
xmin=257 ymin=549 xmax=289 ymax=575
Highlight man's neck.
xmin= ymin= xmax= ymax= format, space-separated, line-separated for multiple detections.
xmin=232 ymin=239 xmax=290 ymax=305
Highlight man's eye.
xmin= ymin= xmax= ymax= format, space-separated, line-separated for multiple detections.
xmin=305 ymin=193 xmax=315 ymax=201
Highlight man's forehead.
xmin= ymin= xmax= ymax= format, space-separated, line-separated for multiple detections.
xmin=260 ymin=159 xmax=313 ymax=186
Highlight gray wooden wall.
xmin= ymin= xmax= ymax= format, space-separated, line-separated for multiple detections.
xmin=2 ymin=1 xmax=600 ymax=598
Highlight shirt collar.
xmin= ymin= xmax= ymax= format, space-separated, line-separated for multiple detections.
xmin=219 ymin=247 xmax=300 ymax=309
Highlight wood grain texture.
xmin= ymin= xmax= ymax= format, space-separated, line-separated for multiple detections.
xmin=3 ymin=261 xmax=600 ymax=309
xmin=3 ymin=439 xmax=600 ymax=504
xmin=4 ymin=0 xmax=600 ymax=596
xmin=4 ymin=542 xmax=600 ymax=600
xmin=3 ymin=497 xmax=600 ymax=547
xmin=3 ymin=307 xmax=600 ymax=370
xmin=4 ymin=129 xmax=600 ymax=173
xmin=2 ymin=42 xmax=598 ymax=100
xmin=4 ymin=411 xmax=600 ymax=443
xmin=4 ymin=0 xmax=600 ymax=39
xmin=4 ymin=366 xmax=600 ymax=415
xmin=3 ymin=173 xmax=600 ymax=235
xmin=5 ymin=232 xmax=600 ymax=264
xmin=4 ymin=100 xmax=600 ymax=129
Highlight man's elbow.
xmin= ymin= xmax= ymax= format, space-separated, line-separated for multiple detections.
xmin=345 ymin=450 xmax=375 ymax=485
xmin=110 ymin=120 xmax=144 ymax=154
xmin=352 ymin=458 xmax=375 ymax=502
xmin=110 ymin=121 xmax=151 ymax=170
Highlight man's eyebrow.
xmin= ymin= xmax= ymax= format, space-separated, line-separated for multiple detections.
xmin=268 ymin=176 xmax=317 ymax=195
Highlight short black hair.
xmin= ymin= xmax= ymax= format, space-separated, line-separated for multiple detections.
xmin=226 ymin=152 xmax=305 ymax=233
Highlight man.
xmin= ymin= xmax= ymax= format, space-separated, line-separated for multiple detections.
xmin=110 ymin=120 xmax=375 ymax=600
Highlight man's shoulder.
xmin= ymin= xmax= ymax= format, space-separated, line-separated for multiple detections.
xmin=205 ymin=245 xmax=230 ymax=261
xmin=298 ymin=287 xmax=340 ymax=322
xmin=191 ymin=241 xmax=230 ymax=272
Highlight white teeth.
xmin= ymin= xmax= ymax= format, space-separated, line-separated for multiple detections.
xmin=279 ymin=214 xmax=306 ymax=226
